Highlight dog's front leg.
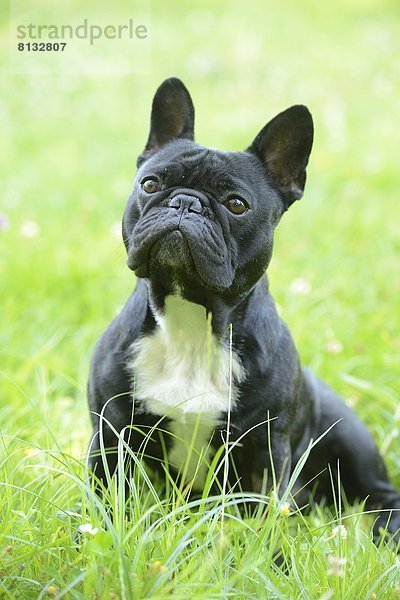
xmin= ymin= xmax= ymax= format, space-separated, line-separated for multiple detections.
xmin=265 ymin=429 xmax=292 ymax=498
xmin=235 ymin=426 xmax=292 ymax=500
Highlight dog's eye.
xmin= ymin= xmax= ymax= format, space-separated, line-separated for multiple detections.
xmin=141 ymin=178 xmax=160 ymax=193
xmin=224 ymin=197 xmax=249 ymax=215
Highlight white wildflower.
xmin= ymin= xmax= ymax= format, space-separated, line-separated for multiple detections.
xmin=332 ymin=525 xmax=347 ymax=539
xmin=20 ymin=220 xmax=40 ymax=238
xmin=289 ymin=277 xmax=312 ymax=295
xmin=110 ymin=221 xmax=121 ymax=239
xmin=327 ymin=555 xmax=347 ymax=577
xmin=78 ymin=523 xmax=98 ymax=536
xmin=279 ymin=502 xmax=291 ymax=517
xmin=326 ymin=339 xmax=343 ymax=354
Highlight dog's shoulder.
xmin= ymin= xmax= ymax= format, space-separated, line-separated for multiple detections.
xmin=88 ymin=279 xmax=152 ymax=392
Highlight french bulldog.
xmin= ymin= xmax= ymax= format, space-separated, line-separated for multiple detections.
xmin=87 ymin=77 xmax=400 ymax=544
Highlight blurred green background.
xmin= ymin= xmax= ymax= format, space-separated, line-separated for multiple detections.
xmin=1 ymin=0 xmax=399 ymax=470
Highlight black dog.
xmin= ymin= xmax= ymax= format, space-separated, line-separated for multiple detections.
xmin=87 ymin=77 xmax=400 ymax=544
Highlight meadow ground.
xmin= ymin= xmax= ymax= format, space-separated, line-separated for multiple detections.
xmin=1 ymin=0 xmax=400 ymax=597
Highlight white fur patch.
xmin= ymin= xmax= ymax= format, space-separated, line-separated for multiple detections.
xmin=130 ymin=295 xmax=244 ymax=416
xmin=128 ymin=295 xmax=245 ymax=487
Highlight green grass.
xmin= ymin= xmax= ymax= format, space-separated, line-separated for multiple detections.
xmin=1 ymin=0 xmax=400 ymax=597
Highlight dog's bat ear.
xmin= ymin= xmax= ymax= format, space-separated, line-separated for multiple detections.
xmin=137 ymin=77 xmax=195 ymax=167
xmin=247 ymin=105 xmax=313 ymax=208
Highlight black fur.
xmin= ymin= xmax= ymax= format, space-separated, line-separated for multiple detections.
xmin=87 ymin=78 xmax=400 ymax=545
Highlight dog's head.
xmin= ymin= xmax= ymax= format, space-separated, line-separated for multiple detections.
xmin=122 ymin=78 xmax=313 ymax=301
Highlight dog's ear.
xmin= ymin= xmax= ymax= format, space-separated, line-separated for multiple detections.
xmin=137 ymin=77 xmax=195 ymax=167
xmin=247 ymin=105 xmax=313 ymax=208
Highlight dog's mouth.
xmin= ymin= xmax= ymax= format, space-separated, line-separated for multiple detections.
xmin=148 ymin=229 xmax=193 ymax=273
xmin=128 ymin=220 xmax=192 ymax=277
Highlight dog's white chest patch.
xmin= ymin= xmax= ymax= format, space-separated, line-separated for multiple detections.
xmin=130 ymin=295 xmax=244 ymax=416
xmin=129 ymin=295 xmax=245 ymax=486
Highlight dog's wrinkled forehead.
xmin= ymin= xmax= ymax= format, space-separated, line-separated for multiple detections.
xmin=136 ymin=139 xmax=267 ymax=200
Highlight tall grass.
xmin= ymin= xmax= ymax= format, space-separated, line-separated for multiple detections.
xmin=1 ymin=381 xmax=399 ymax=597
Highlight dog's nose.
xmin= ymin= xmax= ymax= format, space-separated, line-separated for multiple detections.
xmin=167 ymin=194 xmax=203 ymax=214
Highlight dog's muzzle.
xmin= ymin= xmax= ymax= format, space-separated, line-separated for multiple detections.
xmin=128 ymin=186 xmax=233 ymax=288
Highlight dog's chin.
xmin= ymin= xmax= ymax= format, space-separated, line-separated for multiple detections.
xmin=150 ymin=230 xmax=191 ymax=269
xmin=130 ymin=230 xmax=230 ymax=293
xmin=132 ymin=230 xmax=192 ymax=278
